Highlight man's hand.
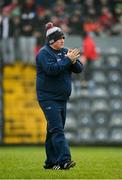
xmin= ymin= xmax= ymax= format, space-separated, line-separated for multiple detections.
xmin=67 ymin=49 xmax=81 ymax=64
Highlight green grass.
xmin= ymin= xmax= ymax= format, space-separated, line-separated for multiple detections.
xmin=0 ymin=146 xmax=122 ymax=179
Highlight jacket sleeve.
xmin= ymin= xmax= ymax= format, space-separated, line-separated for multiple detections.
xmin=37 ymin=53 xmax=72 ymax=76
xmin=71 ymin=60 xmax=84 ymax=73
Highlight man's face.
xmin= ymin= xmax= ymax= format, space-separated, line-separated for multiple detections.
xmin=51 ymin=37 xmax=65 ymax=50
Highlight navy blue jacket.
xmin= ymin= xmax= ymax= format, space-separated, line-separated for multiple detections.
xmin=36 ymin=44 xmax=83 ymax=101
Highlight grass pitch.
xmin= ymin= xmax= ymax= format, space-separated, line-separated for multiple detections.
xmin=0 ymin=146 xmax=122 ymax=179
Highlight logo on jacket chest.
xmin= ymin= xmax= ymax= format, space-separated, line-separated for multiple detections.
xmin=56 ymin=53 xmax=62 ymax=61
xmin=56 ymin=52 xmax=66 ymax=62
xmin=57 ymin=58 xmax=61 ymax=62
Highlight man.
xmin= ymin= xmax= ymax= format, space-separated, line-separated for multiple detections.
xmin=36 ymin=22 xmax=84 ymax=170
xmin=0 ymin=6 xmax=15 ymax=64
xmin=82 ymin=31 xmax=98 ymax=81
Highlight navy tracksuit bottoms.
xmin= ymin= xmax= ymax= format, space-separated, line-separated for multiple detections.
xmin=39 ymin=100 xmax=71 ymax=166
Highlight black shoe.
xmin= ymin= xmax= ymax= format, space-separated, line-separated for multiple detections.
xmin=61 ymin=160 xmax=76 ymax=170
xmin=44 ymin=164 xmax=61 ymax=170
xmin=43 ymin=164 xmax=53 ymax=169
xmin=52 ymin=165 xmax=61 ymax=170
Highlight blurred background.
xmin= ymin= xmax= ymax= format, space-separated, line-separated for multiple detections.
xmin=0 ymin=0 xmax=122 ymax=145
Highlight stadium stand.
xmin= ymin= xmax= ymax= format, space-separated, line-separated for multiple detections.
xmin=66 ymin=47 xmax=122 ymax=145
xmin=3 ymin=64 xmax=46 ymax=144
xmin=0 ymin=57 xmax=3 ymax=143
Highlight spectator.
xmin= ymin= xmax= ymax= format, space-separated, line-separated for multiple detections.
xmin=19 ymin=0 xmax=36 ymax=65
xmin=83 ymin=17 xmax=102 ymax=36
xmin=81 ymin=31 xmax=99 ymax=81
xmin=0 ymin=6 xmax=15 ymax=64
xmin=69 ymin=10 xmax=83 ymax=35
xmin=12 ymin=12 xmax=21 ymax=60
xmin=99 ymin=6 xmax=115 ymax=34
xmin=34 ymin=6 xmax=50 ymax=55
xmin=110 ymin=15 xmax=122 ymax=35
